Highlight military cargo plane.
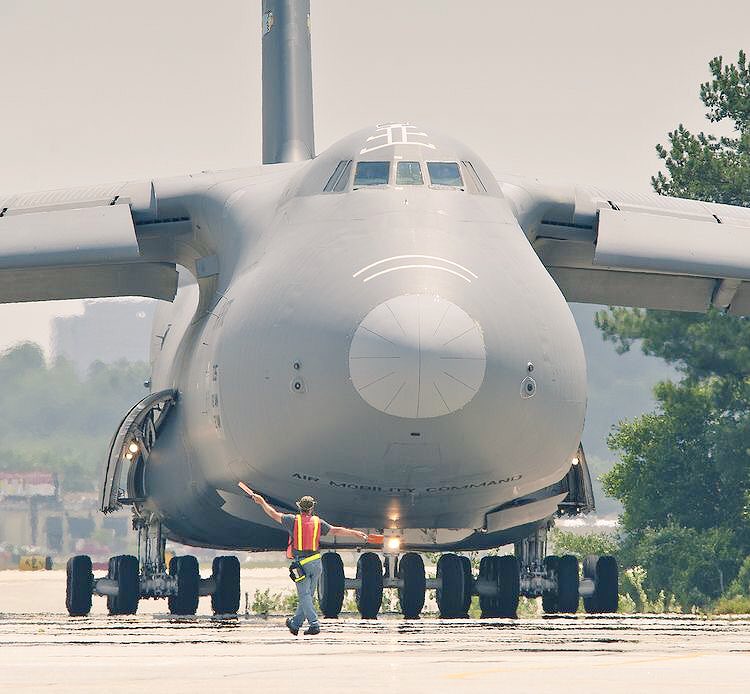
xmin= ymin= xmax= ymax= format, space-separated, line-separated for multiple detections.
xmin=4 ymin=0 xmax=750 ymax=619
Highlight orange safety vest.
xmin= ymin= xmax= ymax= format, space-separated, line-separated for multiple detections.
xmin=286 ymin=514 xmax=321 ymax=559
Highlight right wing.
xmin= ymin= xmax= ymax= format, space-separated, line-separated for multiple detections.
xmin=499 ymin=175 xmax=750 ymax=315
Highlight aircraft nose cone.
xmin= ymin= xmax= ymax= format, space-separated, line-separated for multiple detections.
xmin=349 ymin=294 xmax=486 ymax=419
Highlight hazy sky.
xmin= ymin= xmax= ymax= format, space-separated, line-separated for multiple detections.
xmin=2 ymin=0 xmax=749 ymax=352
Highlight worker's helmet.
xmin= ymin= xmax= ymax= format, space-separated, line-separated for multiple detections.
xmin=296 ymin=495 xmax=316 ymax=512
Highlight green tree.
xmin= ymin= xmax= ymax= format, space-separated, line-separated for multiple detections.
xmin=549 ymin=528 xmax=619 ymax=560
xmin=596 ymin=50 xmax=750 ymax=605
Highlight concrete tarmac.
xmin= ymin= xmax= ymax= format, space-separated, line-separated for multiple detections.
xmin=1 ymin=572 xmax=749 ymax=693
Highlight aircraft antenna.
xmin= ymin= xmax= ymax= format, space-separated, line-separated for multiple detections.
xmin=262 ymin=0 xmax=315 ymax=164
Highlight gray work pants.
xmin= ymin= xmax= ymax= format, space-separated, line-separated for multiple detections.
xmin=290 ymin=557 xmax=322 ymax=630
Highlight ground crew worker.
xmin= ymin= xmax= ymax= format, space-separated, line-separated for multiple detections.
xmin=242 ymin=487 xmax=368 ymax=635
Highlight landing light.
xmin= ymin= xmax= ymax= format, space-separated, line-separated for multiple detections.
xmin=386 ymin=537 xmax=401 ymax=551
xmin=128 ymin=442 xmax=139 ymax=454
xmin=571 ymin=456 xmax=580 ymax=466
xmin=125 ymin=452 xmax=133 ymax=461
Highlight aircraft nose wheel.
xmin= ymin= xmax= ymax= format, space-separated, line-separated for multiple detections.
xmin=397 ymin=552 xmax=426 ymax=619
xmin=356 ymin=552 xmax=383 ymax=619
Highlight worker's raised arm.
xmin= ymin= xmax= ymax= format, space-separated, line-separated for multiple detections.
xmin=238 ymin=482 xmax=283 ymax=524
xmin=328 ymin=525 xmax=369 ymax=542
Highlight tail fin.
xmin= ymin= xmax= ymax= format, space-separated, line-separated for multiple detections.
xmin=262 ymin=0 xmax=315 ymax=164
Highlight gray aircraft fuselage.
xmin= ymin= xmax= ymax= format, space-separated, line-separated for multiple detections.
xmin=143 ymin=126 xmax=587 ymax=550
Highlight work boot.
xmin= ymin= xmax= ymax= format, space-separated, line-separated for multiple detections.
xmin=286 ymin=618 xmax=299 ymax=636
xmin=304 ymin=624 xmax=320 ymax=635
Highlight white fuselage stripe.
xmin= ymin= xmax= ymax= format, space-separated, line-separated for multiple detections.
xmin=362 ymin=264 xmax=473 ymax=283
xmin=353 ymin=255 xmax=478 ymax=279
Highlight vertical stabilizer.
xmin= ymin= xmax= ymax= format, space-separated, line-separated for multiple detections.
xmin=262 ymin=0 xmax=315 ymax=164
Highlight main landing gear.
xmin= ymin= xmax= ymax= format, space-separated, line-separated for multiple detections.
xmin=66 ymin=511 xmax=241 ymax=617
xmin=317 ymin=527 xmax=619 ymax=619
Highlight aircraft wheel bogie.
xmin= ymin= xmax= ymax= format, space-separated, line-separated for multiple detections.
xmin=66 ymin=555 xmax=93 ymax=617
xmin=356 ymin=552 xmax=383 ymax=619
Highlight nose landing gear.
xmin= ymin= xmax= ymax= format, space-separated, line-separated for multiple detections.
xmin=64 ymin=511 xmax=241 ymax=617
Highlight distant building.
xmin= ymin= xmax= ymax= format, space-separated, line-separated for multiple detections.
xmin=51 ymin=299 xmax=156 ymax=372
xmin=0 ymin=474 xmax=130 ymax=557
xmin=0 ymin=471 xmax=61 ymax=550
xmin=0 ymin=471 xmax=58 ymax=500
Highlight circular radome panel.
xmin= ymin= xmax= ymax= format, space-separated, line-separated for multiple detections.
xmin=349 ymin=294 xmax=486 ymax=419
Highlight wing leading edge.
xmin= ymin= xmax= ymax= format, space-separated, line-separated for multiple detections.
xmin=499 ymin=176 xmax=750 ymax=315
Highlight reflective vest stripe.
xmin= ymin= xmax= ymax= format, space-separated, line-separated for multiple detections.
xmin=312 ymin=516 xmax=320 ymax=548
xmin=295 ymin=514 xmax=303 ymax=550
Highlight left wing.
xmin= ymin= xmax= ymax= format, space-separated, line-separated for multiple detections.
xmin=498 ymin=175 xmax=750 ymax=315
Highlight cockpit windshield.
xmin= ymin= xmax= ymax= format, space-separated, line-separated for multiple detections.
xmin=396 ymin=161 xmax=423 ymax=185
xmin=354 ymin=161 xmax=390 ymax=186
xmin=427 ymin=162 xmax=463 ymax=187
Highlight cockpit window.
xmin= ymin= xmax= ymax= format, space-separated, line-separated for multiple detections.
xmin=354 ymin=161 xmax=390 ymax=186
xmin=396 ymin=161 xmax=424 ymax=185
xmin=427 ymin=162 xmax=463 ymax=187
xmin=324 ymin=160 xmax=352 ymax=192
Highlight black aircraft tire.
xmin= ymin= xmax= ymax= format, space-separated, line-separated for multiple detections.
xmin=436 ymin=554 xmax=465 ymax=619
xmin=459 ymin=555 xmax=473 ymax=616
xmin=355 ymin=552 xmax=383 ymax=620
xmin=398 ymin=552 xmax=426 ymax=619
xmin=478 ymin=556 xmax=498 ymax=618
xmin=66 ymin=555 xmax=93 ymax=617
xmin=596 ymin=555 xmax=619 ymax=613
xmin=106 ymin=555 xmax=139 ymax=615
xmin=168 ymin=555 xmax=200 ymax=615
xmin=584 ymin=555 xmax=619 ymax=614
xmin=211 ymin=556 xmax=240 ymax=615
xmin=494 ymin=555 xmax=520 ymax=618
xmin=557 ymin=554 xmax=580 ymax=614
xmin=118 ymin=555 xmax=139 ymax=615
xmin=319 ymin=552 xmax=346 ymax=618
xmin=542 ymin=556 xmax=559 ymax=614
xmin=582 ymin=554 xmax=598 ymax=614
